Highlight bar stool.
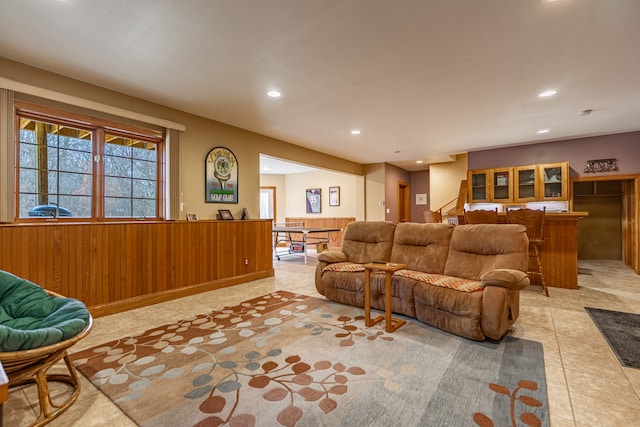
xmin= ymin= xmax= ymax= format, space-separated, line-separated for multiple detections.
xmin=505 ymin=207 xmax=549 ymax=297
xmin=463 ymin=208 xmax=498 ymax=224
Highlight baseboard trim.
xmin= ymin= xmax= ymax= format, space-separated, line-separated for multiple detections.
xmin=88 ymin=269 xmax=274 ymax=318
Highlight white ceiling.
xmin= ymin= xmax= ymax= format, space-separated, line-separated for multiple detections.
xmin=1 ymin=0 xmax=640 ymax=172
xmin=260 ymin=155 xmax=318 ymax=175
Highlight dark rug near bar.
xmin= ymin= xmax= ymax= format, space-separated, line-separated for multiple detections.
xmin=586 ymin=307 xmax=640 ymax=369
xmin=72 ymin=291 xmax=549 ymax=427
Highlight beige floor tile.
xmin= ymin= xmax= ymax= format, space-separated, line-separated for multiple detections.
xmin=571 ymin=392 xmax=640 ymax=427
xmin=551 ymin=415 xmax=577 ymax=427
xmin=564 ymin=368 xmax=640 ymax=409
xmin=547 ymin=384 xmax=574 ymax=422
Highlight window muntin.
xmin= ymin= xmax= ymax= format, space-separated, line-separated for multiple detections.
xmin=18 ymin=119 xmax=93 ymax=218
xmin=103 ymin=135 xmax=157 ymax=218
xmin=16 ymin=110 xmax=163 ymax=221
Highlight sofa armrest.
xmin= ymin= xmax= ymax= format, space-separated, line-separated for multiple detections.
xmin=317 ymin=251 xmax=348 ymax=263
xmin=481 ymin=269 xmax=530 ymax=291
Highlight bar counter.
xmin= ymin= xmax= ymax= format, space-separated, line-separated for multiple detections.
xmin=497 ymin=211 xmax=589 ymax=290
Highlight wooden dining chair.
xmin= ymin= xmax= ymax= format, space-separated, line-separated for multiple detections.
xmin=463 ymin=208 xmax=499 ymax=224
xmin=506 ymin=207 xmax=549 ymax=297
xmin=423 ymin=209 xmax=443 ymax=223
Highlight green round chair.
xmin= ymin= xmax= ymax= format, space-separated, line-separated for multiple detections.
xmin=0 ymin=270 xmax=92 ymax=427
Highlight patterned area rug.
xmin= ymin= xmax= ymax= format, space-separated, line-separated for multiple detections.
xmin=72 ymin=291 xmax=548 ymax=427
xmin=586 ymin=307 xmax=640 ymax=369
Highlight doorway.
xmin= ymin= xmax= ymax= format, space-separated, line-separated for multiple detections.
xmin=574 ymin=180 xmax=622 ymax=259
xmin=398 ymin=181 xmax=410 ymax=223
xmin=573 ymin=177 xmax=638 ymax=274
xmin=260 ymin=187 xmax=276 ymax=220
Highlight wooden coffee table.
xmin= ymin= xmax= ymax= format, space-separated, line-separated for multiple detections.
xmin=363 ymin=262 xmax=408 ymax=332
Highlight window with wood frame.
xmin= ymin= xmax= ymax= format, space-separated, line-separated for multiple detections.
xmin=16 ymin=102 xmax=164 ymax=220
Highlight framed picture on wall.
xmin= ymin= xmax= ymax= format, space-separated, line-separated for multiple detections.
xmin=205 ymin=147 xmax=238 ymax=203
xmin=329 ymin=186 xmax=340 ymax=206
xmin=306 ymin=188 xmax=321 ymax=213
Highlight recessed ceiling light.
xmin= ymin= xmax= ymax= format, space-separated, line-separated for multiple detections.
xmin=350 ymin=130 xmax=361 ymax=135
xmin=416 ymin=160 xmax=423 ymax=164
xmin=538 ymin=89 xmax=557 ymax=98
xmin=267 ymin=90 xmax=281 ymax=98
xmin=537 ymin=129 xmax=550 ymax=134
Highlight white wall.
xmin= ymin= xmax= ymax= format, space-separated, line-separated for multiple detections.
xmin=364 ymin=163 xmax=386 ymax=221
xmin=429 ymin=154 xmax=468 ymax=213
xmin=261 ymin=170 xmax=363 ymax=221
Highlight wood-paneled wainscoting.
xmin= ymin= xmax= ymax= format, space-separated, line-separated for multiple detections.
xmin=283 ymin=217 xmax=355 ymax=249
xmin=0 ymin=220 xmax=274 ymax=317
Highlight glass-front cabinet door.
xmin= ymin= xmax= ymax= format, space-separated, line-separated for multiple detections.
xmin=490 ymin=168 xmax=513 ymax=202
xmin=539 ymin=161 xmax=569 ymax=201
xmin=468 ymin=169 xmax=490 ymax=202
xmin=514 ymin=165 xmax=537 ymax=202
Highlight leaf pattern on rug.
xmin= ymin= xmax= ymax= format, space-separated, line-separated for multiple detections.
xmin=72 ymin=291 xmax=548 ymax=427
xmin=295 ymin=311 xmax=394 ymax=346
xmin=473 ymin=380 xmax=543 ymax=427
xmin=194 ymin=354 xmax=365 ymax=427
xmin=73 ymin=292 xmax=378 ymax=426
xmin=376 ymin=364 xmax=417 ymax=393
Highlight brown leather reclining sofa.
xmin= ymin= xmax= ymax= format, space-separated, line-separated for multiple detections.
xmin=315 ymin=221 xmax=530 ymax=341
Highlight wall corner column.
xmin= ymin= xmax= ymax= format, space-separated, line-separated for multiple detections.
xmin=0 ymin=89 xmax=15 ymax=223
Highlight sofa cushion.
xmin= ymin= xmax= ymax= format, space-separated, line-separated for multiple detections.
xmin=444 ymin=224 xmax=529 ymax=280
xmin=322 ymin=262 xmax=365 ymax=273
xmin=390 ymin=223 xmax=454 ymax=274
xmin=341 ymin=221 xmax=396 ymax=264
xmin=317 ymin=251 xmax=348 ymax=263
xmin=395 ymin=270 xmax=484 ymax=293
xmin=413 ymin=283 xmax=485 ymax=341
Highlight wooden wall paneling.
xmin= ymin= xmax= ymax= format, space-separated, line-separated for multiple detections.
xmin=0 ymin=220 xmax=274 ymax=316
xmin=284 ymin=217 xmax=355 ymax=248
xmin=540 ymin=216 xmax=579 ymax=289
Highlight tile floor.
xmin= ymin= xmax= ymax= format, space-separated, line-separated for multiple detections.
xmin=4 ymin=256 xmax=640 ymax=426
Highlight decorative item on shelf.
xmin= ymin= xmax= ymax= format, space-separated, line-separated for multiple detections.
xmin=218 ymin=209 xmax=234 ymax=220
xmin=306 ymin=188 xmax=321 ymax=213
xmin=329 ymin=186 xmax=340 ymax=206
xmin=241 ymin=207 xmax=250 ymax=220
xmin=584 ymin=158 xmax=618 ymax=174
xmin=186 ymin=213 xmax=198 ymax=221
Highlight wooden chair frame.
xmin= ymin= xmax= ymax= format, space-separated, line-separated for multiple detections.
xmin=464 ymin=208 xmax=499 ymax=224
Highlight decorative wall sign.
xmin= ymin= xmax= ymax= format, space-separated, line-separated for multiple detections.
xmin=584 ymin=158 xmax=618 ymax=174
xmin=306 ymin=188 xmax=321 ymax=213
xmin=205 ymin=147 xmax=238 ymax=203
xmin=329 ymin=186 xmax=340 ymax=206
